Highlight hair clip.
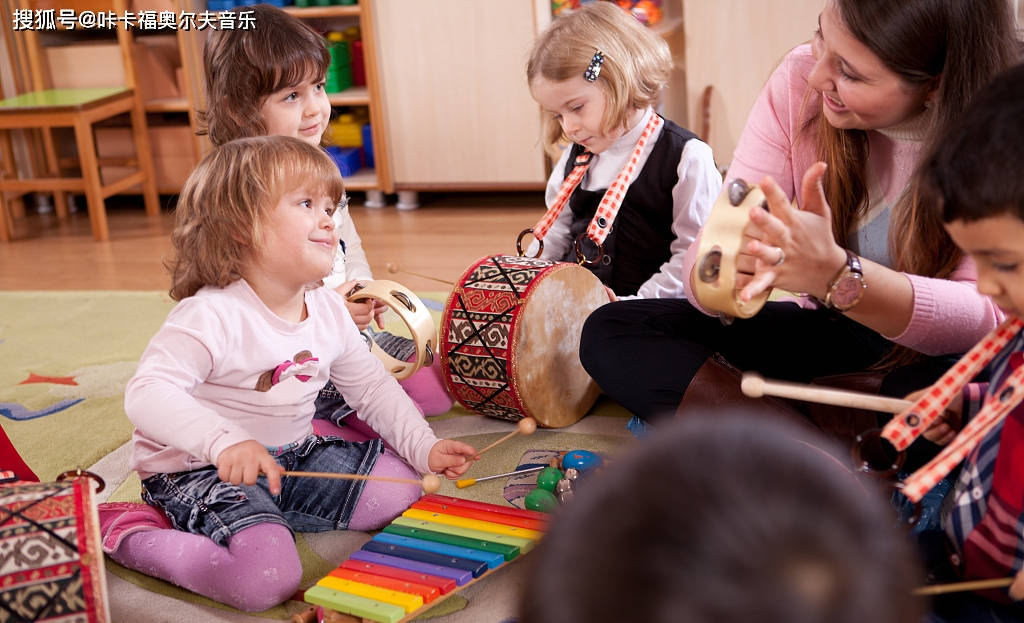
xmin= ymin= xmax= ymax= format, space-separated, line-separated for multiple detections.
xmin=583 ymin=50 xmax=604 ymax=82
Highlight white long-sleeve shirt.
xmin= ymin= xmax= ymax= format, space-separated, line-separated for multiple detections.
xmin=531 ymin=107 xmax=721 ymax=300
xmin=124 ymin=279 xmax=438 ymax=478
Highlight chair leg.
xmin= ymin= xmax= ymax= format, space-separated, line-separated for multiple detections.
xmin=0 ymin=197 xmax=12 ymax=242
xmin=128 ymin=101 xmax=160 ymax=217
xmin=73 ymin=118 xmax=109 ymax=242
xmin=40 ymin=127 xmax=68 ymax=220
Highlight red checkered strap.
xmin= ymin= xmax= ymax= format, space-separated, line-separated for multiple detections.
xmin=881 ymin=315 xmax=1024 ymax=502
xmin=531 ymin=113 xmax=663 ymax=245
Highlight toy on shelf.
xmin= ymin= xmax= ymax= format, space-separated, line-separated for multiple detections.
xmin=552 ymin=0 xmax=662 ymax=26
xmin=325 ymin=32 xmax=353 ymax=93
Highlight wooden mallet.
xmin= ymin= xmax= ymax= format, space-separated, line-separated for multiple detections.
xmin=740 ymin=372 xmax=913 ymax=413
xmin=282 ymin=470 xmax=442 ymax=494
xmin=912 ymin=576 xmax=1014 ymax=596
xmin=471 ymin=418 xmax=538 ymax=461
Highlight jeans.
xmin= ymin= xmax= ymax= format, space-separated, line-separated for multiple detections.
xmin=141 ymin=434 xmax=381 ymax=545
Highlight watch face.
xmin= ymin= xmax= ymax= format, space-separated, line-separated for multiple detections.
xmin=833 ymin=275 xmax=865 ymax=308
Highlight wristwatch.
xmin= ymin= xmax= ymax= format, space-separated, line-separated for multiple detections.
xmin=823 ymin=249 xmax=866 ymax=311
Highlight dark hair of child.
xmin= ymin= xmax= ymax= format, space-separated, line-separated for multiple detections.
xmin=920 ymin=63 xmax=1024 ymax=225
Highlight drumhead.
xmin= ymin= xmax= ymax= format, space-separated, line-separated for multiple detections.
xmin=512 ymin=263 xmax=605 ymax=427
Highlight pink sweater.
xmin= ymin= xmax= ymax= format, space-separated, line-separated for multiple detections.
xmin=125 ymin=280 xmax=439 ymax=478
xmin=682 ymin=44 xmax=1001 ymax=356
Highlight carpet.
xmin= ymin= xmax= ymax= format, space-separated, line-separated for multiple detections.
xmin=0 ymin=290 xmax=634 ymax=622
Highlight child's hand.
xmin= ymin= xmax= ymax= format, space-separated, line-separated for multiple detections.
xmin=427 ymin=439 xmax=477 ymax=479
xmin=904 ymin=388 xmax=964 ymax=446
xmin=371 ymin=299 xmax=388 ymax=330
xmin=1010 ymin=567 xmax=1024 ymax=601
xmin=338 ymin=280 xmax=376 ymax=331
xmin=216 ymin=440 xmax=285 ymax=495
xmin=604 ymin=286 xmax=617 ymax=302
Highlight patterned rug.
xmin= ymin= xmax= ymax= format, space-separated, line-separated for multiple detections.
xmin=0 ymin=290 xmax=633 ymax=622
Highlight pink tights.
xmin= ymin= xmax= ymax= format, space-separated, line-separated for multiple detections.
xmin=110 ymin=523 xmax=299 ymax=612
xmin=109 ymin=452 xmax=421 ymax=610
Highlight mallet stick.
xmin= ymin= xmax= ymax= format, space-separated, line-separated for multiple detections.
xmin=741 ymin=372 xmax=913 ymax=413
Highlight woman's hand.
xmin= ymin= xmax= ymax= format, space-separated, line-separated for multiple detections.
xmin=903 ymin=388 xmax=964 ymax=446
xmin=427 ymin=439 xmax=478 ymax=479
xmin=738 ymin=163 xmax=848 ymax=302
xmin=216 ymin=440 xmax=284 ymax=495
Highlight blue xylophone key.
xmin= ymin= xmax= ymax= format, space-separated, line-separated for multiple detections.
xmin=372 ymin=533 xmax=505 ymax=569
xmin=350 ymin=550 xmax=473 ymax=586
xmin=361 ymin=541 xmax=489 ymax=578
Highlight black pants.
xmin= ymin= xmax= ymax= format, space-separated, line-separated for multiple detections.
xmin=580 ymin=298 xmax=958 ymax=425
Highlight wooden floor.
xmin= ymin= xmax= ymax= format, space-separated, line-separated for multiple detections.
xmin=0 ymin=191 xmax=546 ymax=292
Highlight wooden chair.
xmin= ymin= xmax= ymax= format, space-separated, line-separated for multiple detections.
xmin=0 ymin=0 xmax=159 ymax=242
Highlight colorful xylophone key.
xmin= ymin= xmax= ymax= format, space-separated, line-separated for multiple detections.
xmin=306 ymin=495 xmax=548 ymax=623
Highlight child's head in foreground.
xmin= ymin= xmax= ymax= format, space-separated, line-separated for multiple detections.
xmin=519 ymin=412 xmax=924 ymax=623
xmin=526 ymin=1 xmax=671 ymax=155
xmin=201 ymin=3 xmax=331 ymax=147
xmin=921 ymin=63 xmax=1024 ymax=318
xmin=167 ymin=135 xmax=344 ymax=301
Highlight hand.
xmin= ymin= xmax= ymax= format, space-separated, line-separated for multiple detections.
xmin=216 ymin=440 xmax=285 ymax=495
xmin=427 ymin=439 xmax=477 ymax=479
xmin=738 ymin=163 xmax=848 ymax=302
xmin=604 ymin=286 xmax=617 ymax=302
xmin=1010 ymin=568 xmax=1024 ymax=601
xmin=371 ymin=299 xmax=387 ymax=330
xmin=338 ymin=280 xmax=375 ymax=331
xmin=904 ymin=388 xmax=964 ymax=446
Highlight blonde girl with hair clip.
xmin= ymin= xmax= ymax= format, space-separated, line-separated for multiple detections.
xmin=201 ymin=3 xmax=453 ymax=438
xmin=526 ymin=1 xmax=721 ymax=300
xmin=101 ymin=136 xmax=476 ymax=612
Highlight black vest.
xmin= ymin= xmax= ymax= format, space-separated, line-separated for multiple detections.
xmin=558 ymin=117 xmax=697 ymax=296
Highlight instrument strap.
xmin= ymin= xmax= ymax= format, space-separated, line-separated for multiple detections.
xmin=531 ymin=113 xmax=663 ymax=246
xmin=881 ymin=315 xmax=1024 ymax=502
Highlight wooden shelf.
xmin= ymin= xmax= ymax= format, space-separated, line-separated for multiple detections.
xmin=144 ymin=97 xmax=191 ymax=113
xmin=342 ymin=167 xmax=378 ymax=190
xmin=327 ymin=86 xmax=370 ymax=106
xmin=283 ymin=5 xmax=360 ymax=18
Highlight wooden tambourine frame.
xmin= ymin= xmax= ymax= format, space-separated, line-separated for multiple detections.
xmin=347 ymin=280 xmax=436 ymax=381
xmin=692 ymin=180 xmax=772 ymax=319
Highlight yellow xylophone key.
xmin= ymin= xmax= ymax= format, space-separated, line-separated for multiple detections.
xmin=318 ymin=575 xmax=423 ymax=613
xmin=402 ymin=508 xmax=543 ymax=541
xmin=304 ymin=585 xmax=404 ymax=623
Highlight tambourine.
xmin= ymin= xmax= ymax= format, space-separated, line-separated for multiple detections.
xmin=692 ymin=178 xmax=772 ymax=319
xmin=346 ymin=280 xmax=436 ymax=380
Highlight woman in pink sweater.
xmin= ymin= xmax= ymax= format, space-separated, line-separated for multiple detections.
xmin=579 ymin=0 xmax=1019 ymax=429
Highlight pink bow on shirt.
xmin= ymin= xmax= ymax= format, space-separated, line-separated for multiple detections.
xmin=255 ymin=350 xmax=319 ymax=392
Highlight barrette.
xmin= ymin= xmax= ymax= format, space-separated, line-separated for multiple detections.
xmin=583 ymin=50 xmax=604 ymax=82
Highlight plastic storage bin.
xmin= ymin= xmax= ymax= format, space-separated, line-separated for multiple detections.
xmin=326 ymin=146 xmax=361 ymax=177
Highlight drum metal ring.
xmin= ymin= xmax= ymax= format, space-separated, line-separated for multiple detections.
xmin=573 ymin=233 xmax=604 ymax=267
xmin=516 ymin=229 xmax=543 ymax=258
xmin=56 ymin=468 xmax=106 ymax=493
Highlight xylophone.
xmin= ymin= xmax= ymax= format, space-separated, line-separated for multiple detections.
xmin=304 ymin=494 xmax=549 ymax=623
